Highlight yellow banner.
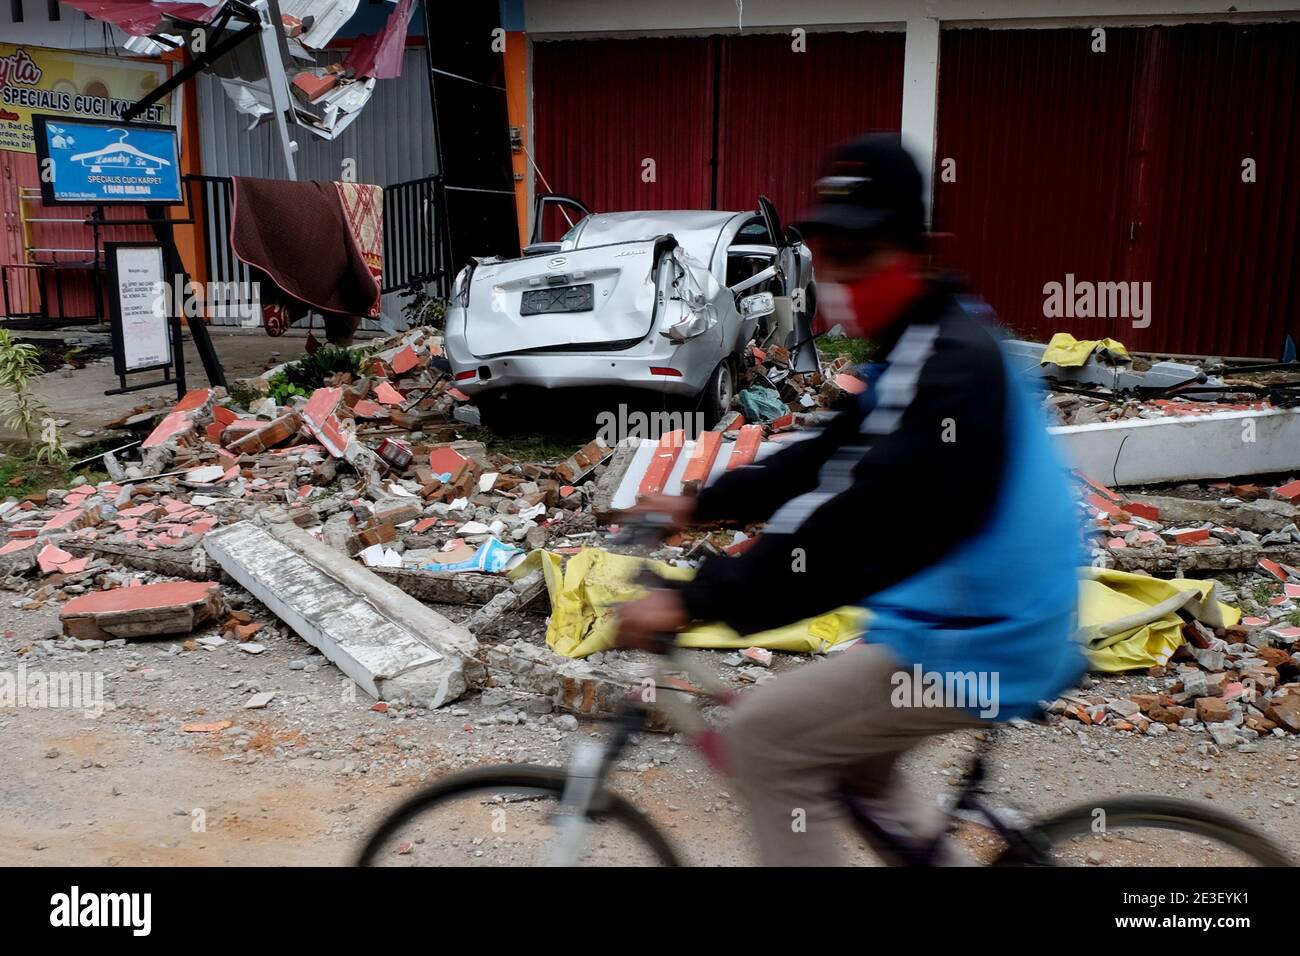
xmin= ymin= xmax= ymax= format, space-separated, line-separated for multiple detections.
xmin=0 ymin=43 xmax=174 ymax=154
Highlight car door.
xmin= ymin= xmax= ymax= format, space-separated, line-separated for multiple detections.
xmin=758 ymin=196 xmax=817 ymax=373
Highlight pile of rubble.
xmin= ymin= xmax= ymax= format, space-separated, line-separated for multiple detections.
xmin=2 ymin=319 xmax=1298 ymax=747
xmin=1081 ymin=473 xmax=1300 ymax=571
xmin=1057 ymin=470 xmax=1300 ymax=747
xmin=1050 ymin=393 xmax=1275 ymax=427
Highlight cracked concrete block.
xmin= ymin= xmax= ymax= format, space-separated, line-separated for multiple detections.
xmin=205 ymin=520 xmax=478 ymax=706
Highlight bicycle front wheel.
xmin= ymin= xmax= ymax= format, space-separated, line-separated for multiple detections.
xmin=356 ymin=764 xmax=683 ymax=866
xmin=994 ymin=796 xmax=1292 ymax=866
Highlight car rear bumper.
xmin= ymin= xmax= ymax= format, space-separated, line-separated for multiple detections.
xmin=447 ymin=350 xmax=704 ymax=397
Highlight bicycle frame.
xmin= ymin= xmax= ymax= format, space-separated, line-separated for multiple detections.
xmin=547 ymin=645 xmax=1055 ymax=867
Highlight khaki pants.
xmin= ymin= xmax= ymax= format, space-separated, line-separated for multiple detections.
xmin=727 ymin=643 xmax=986 ymax=866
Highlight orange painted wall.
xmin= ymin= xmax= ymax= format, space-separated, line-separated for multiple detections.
xmin=504 ymin=31 xmax=529 ymax=247
xmin=167 ymin=48 xmax=207 ymax=290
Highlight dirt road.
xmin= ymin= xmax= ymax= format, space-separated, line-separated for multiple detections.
xmin=3 ymin=588 xmax=1298 ymax=867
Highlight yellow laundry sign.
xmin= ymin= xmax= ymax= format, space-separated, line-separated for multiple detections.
xmin=0 ymin=44 xmax=173 ymax=154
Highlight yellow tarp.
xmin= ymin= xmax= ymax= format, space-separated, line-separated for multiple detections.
xmin=518 ymin=550 xmax=1237 ymax=674
xmin=1077 ymin=567 xmax=1239 ymax=672
xmin=516 ymin=549 xmax=867 ymax=659
xmin=1040 ymin=332 xmax=1131 ymax=368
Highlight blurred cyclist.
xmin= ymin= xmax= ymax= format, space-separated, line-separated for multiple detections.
xmin=615 ymin=135 xmax=1084 ymax=866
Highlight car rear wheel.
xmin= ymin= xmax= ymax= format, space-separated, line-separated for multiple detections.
xmin=703 ymin=359 xmax=735 ymax=428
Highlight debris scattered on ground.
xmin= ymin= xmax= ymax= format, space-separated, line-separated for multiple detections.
xmin=2 ymin=323 xmax=1298 ymax=752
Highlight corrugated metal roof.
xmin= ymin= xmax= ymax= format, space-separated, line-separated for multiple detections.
xmin=197 ymin=47 xmax=438 ymax=184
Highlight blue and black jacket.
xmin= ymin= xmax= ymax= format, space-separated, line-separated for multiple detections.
xmin=675 ymin=278 xmax=1085 ymax=719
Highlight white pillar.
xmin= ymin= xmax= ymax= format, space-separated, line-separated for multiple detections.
xmin=900 ymin=16 xmax=940 ymax=226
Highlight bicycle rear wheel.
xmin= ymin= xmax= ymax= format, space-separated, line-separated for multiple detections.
xmin=356 ymin=764 xmax=683 ymax=866
xmin=993 ymin=796 xmax=1292 ymax=866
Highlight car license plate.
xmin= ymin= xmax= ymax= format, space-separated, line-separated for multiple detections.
xmin=520 ymin=283 xmax=594 ymax=315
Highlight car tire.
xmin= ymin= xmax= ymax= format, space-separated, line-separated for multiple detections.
xmin=703 ymin=359 xmax=735 ymax=429
xmin=474 ymin=391 xmax=510 ymax=430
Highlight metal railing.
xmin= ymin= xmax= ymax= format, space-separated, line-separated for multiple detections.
xmin=184 ymin=172 xmax=449 ymax=327
xmin=381 ymin=174 xmax=449 ymax=298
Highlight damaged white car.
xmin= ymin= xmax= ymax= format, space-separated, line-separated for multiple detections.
xmin=442 ymin=196 xmax=817 ymax=424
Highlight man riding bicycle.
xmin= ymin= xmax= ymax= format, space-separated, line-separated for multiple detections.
xmin=614 ymin=135 xmax=1085 ymax=866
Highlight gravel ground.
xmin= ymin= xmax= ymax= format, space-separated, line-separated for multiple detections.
xmin=2 ymin=588 xmax=1298 ymax=867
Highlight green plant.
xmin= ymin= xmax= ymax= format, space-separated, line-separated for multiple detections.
xmin=35 ymin=417 xmax=68 ymax=467
xmin=266 ymin=371 xmax=309 ymax=406
xmin=0 ymin=329 xmax=48 ymax=440
xmin=815 ymin=334 xmax=874 ymax=364
xmin=1252 ymin=581 xmax=1276 ymax=605
xmin=401 ymin=286 xmax=448 ymax=329
xmin=268 ymin=346 xmax=367 ymax=405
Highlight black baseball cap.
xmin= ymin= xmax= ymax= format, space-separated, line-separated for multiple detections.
xmin=794 ymin=134 xmax=924 ymax=249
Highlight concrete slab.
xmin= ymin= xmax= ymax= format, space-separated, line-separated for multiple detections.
xmin=60 ymin=580 xmax=224 ymax=640
xmin=607 ymin=432 xmax=812 ymax=511
xmin=1052 ymin=406 xmax=1300 ymax=486
xmin=204 ymin=520 xmax=478 ymax=706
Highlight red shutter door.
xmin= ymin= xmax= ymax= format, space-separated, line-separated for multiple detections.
xmin=933 ymin=27 xmax=1141 ymax=347
xmin=532 ymin=37 xmax=714 ymax=220
xmin=1128 ymin=23 xmax=1300 ymax=357
xmin=935 ymin=23 xmax=1300 ymax=358
xmin=714 ymin=30 xmax=905 ymax=216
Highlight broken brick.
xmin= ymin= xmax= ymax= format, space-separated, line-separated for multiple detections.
xmin=727 ymin=424 xmax=763 ymax=470
xmin=638 ymin=430 xmax=686 ymax=497
xmin=680 ymin=431 xmax=722 ymax=495
xmin=59 ymin=581 xmax=224 ymax=641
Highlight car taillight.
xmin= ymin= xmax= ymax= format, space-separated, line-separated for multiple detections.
xmin=455 ymin=370 xmax=477 ymax=381
xmin=649 ymin=366 xmax=682 ymax=377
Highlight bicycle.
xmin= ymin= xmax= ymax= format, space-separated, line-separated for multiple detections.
xmin=356 ymin=518 xmax=1293 ymax=867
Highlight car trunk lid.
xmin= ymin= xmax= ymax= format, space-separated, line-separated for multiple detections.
xmin=464 ymin=239 xmax=667 ymax=357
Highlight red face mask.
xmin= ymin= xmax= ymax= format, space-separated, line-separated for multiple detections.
xmin=814 ymin=255 xmax=925 ymax=340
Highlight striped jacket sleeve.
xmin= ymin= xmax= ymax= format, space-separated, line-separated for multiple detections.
xmin=672 ymin=313 xmax=1008 ymax=636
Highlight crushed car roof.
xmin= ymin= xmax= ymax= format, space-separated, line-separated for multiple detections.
xmin=564 ymin=210 xmax=749 ymax=266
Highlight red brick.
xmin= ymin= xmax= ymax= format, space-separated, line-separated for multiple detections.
xmin=428 ymin=446 xmax=469 ymax=481
xmin=374 ymin=382 xmax=405 ymax=406
xmin=1257 ymin=558 xmax=1288 ymax=582
xmin=1078 ymin=472 xmax=1123 ymax=503
xmin=391 ymin=346 xmax=420 ymax=375
xmin=227 ymin=412 xmax=301 ymax=455
xmin=727 ymin=424 xmax=763 ymax=470
xmin=1124 ymin=501 xmax=1161 ymax=521
xmin=638 ymin=430 xmax=686 ymax=497
xmin=60 ymin=580 xmax=219 ymax=617
xmin=680 ymin=432 xmax=722 ymax=495
xmin=1273 ymin=479 xmax=1300 ymax=505
xmin=1162 ymin=527 xmax=1210 ymax=545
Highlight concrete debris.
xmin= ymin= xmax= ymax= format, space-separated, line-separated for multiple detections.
xmin=59 ymin=581 xmax=225 ymax=641
xmin=3 ymin=324 xmax=1298 ymax=768
xmin=205 ymin=520 xmax=479 ymax=707
xmin=466 ymin=570 xmax=548 ymax=637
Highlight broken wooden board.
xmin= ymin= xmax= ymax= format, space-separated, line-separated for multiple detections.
xmin=204 ymin=520 xmax=478 ymax=706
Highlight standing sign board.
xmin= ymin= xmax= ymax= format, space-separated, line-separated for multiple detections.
xmin=105 ymin=242 xmax=183 ymax=394
xmin=33 ymin=115 xmax=182 ymax=205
